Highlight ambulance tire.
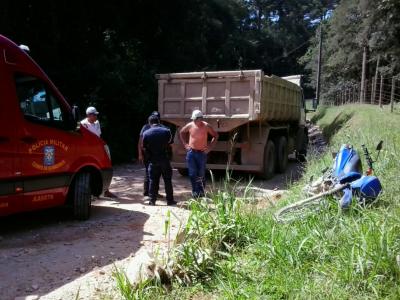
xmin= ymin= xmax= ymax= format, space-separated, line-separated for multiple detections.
xmin=73 ymin=172 xmax=91 ymax=220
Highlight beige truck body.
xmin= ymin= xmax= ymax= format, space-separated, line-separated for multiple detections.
xmin=157 ymin=70 xmax=307 ymax=177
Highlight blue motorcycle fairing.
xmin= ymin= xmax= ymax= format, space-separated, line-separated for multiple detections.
xmin=351 ymin=176 xmax=382 ymax=199
xmin=339 ymin=171 xmax=362 ymax=184
xmin=340 ymin=187 xmax=353 ymax=209
xmin=333 ymin=144 xmax=362 ymax=178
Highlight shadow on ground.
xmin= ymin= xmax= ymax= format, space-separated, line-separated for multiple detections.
xmin=0 ymin=160 xmax=305 ymax=299
xmin=0 ymin=202 xmax=149 ymax=299
xmin=310 ymin=105 xmax=328 ymax=123
xmin=204 ymin=161 xmax=304 ymax=191
xmin=321 ymin=111 xmax=354 ymax=143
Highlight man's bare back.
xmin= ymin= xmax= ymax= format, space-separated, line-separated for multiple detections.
xmin=180 ymin=120 xmax=218 ymax=153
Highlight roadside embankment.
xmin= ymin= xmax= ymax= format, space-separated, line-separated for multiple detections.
xmin=116 ymin=104 xmax=400 ymax=299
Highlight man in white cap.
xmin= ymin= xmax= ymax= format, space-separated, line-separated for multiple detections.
xmin=179 ymin=110 xmax=218 ymax=197
xmin=80 ymin=106 xmax=101 ymax=137
xmin=81 ymin=106 xmax=116 ymax=198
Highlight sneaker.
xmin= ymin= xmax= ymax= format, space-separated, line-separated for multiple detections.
xmin=167 ymin=200 xmax=177 ymax=206
xmin=148 ymin=201 xmax=156 ymax=206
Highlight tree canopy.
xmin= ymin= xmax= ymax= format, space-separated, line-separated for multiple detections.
xmin=301 ymin=0 xmax=400 ymax=102
xmin=1 ymin=0 xmax=341 ymax=161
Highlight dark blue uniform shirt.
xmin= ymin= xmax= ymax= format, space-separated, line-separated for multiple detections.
xmin=143 ymin=125 xmax=172 ymax=162
xmin=140 ymin=124 xmax=151 ymax=137
xmin=140 ymin=123 xmax=167 ymax=137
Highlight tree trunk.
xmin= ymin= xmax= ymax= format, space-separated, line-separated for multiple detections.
xmin=379 ymin=74 xmax=384 ymax=108
xmin=391 ymin=77 xmax=396 ymax=113
xmin=315 ymin=23 xmax=323 ymax=107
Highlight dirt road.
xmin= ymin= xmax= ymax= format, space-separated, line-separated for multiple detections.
xmin=0 ymin=162 xmax=301 ymax=300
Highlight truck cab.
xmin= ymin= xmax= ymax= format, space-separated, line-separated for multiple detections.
xmin=0 ymin=35 xmax=112 ymax=219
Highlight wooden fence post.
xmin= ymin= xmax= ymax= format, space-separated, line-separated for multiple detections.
xmin=370 ymin=76 xmax=375 ymax=104
xmin=372 ymin=55 xmax=380 ymax=104
xmin=360 ymin=46 xmax=367 ymax=103
xmin=391 ymin=77 xmax=396 ymax=113
xmin=379 ymin=74 xmax=384 ymax=108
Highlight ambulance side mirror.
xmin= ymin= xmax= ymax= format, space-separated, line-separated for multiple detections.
xmin=71 ymin=105 xmax=80 ymax=129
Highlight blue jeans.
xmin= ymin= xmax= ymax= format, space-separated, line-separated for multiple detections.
xmin=186 ymin=149 xmax=207 ymax=197
xmin=148 ymin=159 xmax=174 ymax=203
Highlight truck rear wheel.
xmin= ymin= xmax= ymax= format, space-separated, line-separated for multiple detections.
xmin=276 ymin=136 xmax=288 ymax=173
xmin=72 ymin=172 xmax=91 ymax=220
xmin=263 ymin=140 xmax=276 ymax=179
xmin=296 ymin=128 xmax=308 ymax=162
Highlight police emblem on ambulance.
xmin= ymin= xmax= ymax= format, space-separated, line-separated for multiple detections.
xmin=43 ymin=146 xmax=55 ymax=166
xmin=30 ymin=139 xmax=68 ymax=171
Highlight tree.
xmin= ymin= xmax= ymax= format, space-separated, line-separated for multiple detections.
xmin=0 ymin=0 xmax=338 ymax=161
xmin=301 ymin=0 xmax=400 ymax=103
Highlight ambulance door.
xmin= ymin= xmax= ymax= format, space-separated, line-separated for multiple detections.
xmin=13 ymin=73 xmax=76 ymax=210
xmin=0 ymin=67 xmax=22 ymax=215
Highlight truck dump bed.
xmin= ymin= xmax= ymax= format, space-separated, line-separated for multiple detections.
xmin=157 ymin=70 xmax=302 ymax=131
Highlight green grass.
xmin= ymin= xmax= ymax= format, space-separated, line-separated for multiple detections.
xmin=115 ymin=104 xmax=400 ymax=299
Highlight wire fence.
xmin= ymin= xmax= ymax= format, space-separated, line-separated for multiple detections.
xmin=326 ymin=76 xmax=399 ymax=112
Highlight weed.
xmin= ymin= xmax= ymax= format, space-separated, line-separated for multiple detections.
xmin=116 ymin=104 xmax=400 ymax=299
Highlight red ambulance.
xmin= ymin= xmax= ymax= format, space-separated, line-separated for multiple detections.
xmin=0 ymin=35 xmax=112 ymax=220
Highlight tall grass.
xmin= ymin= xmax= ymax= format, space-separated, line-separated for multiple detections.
xmin=116 ymin=104 xmax=400 ymax=299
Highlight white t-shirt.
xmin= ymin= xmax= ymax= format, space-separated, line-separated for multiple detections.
xmin=80 ymin=118 xmax=101 ymax=137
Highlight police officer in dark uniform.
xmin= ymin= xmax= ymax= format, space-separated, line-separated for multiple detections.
xmin=142 ymin=115 xmax=176 ymax=206
xmin=138 ymin=111 xmax=162 ymax=197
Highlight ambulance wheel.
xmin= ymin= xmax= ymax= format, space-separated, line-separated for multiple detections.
xmin=72 ymin=172 xmax=91 ymax=220
xmin=263 ymin=140 xmax=276 ymax=179
xmin=177 ymin=168 xmax=188 ymax=176
xmin=276 ymin=136 xmax=288 ymax=173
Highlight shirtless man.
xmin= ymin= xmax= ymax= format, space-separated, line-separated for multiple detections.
xmin=179 ymin=110 xmax=218 ymax=197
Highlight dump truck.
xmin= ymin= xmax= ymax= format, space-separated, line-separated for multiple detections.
xmin=156 ymin=70 xmax=308 ymax=179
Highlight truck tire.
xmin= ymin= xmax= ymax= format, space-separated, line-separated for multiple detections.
xmin=263 ymin=140 xmax=276 ymax=179
xmin=296 ymin=128 xmax=308 ymax=162
xmin=72 ymin=172 xmax=91 ymax=220
xmin=177 ymin=168 xmax=188 ymax=176
xmin=276 ymin=136 xmax=288 ymax=173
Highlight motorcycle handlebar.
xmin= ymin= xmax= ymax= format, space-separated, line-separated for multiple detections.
xmin=361 ymin=144 xmax=374 ymax=171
